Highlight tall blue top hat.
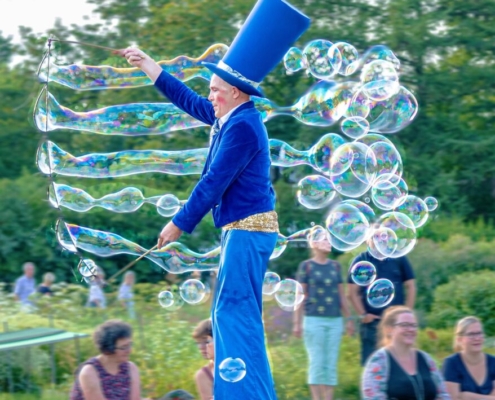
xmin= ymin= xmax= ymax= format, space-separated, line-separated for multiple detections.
xmin=203 ymin=0 xmax=310 ymax=98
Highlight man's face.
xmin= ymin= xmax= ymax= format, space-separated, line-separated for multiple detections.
xmin=208 ymin=74 xmax=235 ymax=119
xmin=25 ymin=264 xmax=34 ymax=278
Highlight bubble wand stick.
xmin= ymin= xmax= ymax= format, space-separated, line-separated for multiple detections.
xmin=107 ymin=244 xmax=158 ymax=283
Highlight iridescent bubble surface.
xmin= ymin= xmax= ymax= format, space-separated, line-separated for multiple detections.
xmin=375 ymin=212 xmax=416 ymax=258
xmin=329 ymin=142 xmax=377 ymax=198
xmin=371 ymin=174 xmax=408 ymax=210
xmin=303 ymin=39 xmax=336 ymax=79
xmin=158 ymin=291 xmax=174 ymax=308
xmin=395 ymin=195 xmax=429 ymax=228
xmin=37 ymin=141 xmax=208 ymax=178
xmin=34 ymin=88 xmax=207 ymax=136
xmin=283 ymin=47 xmax=306 ymax=73
xmin=262 ymin=272 xmax=281 ymax=296
xmin=371 ymin=227 xmax=398 ymax=258
xmin=156 ymin=194 xmax=183 ymax=217
xmin=326 ymin=202 xmax=370 ymax=245
xmin=328 ymin=42 xmax=359 ymax=76
xmin=57 ymin=221 xmax=220 ymax=273
xmin=366 ymin=278 xmax=395 ymax=308
xmin=424 ymin=197 xmax=438 ymax=211
xmin=349 ymin=261 xmax=376 ymax=286
xmin=219 ymin=358 xmax=247 ymax=383
xmin=340 ymin=116 xmax=370 ymax=139
xmin=38 ymin=43 xmax=228 ymax=90
xmin=270 ymin=133 xmax=345 ymax=174
xmin=49 ymin=182 xmax=173 ymax=214
xmin=297 ymin=175 xmax=335 ymax=209
xmin=179 ymin=279 xmax=206 ymax=304
xmin=367 ymin=86 xmax=418 ymax=134
xmin=77 ymin=259 xmax=98 ymax=278
xmin=274 ymin=279 xmax=305 ymax=308
xmin=360 ymin=60 xmax=399 ymax=101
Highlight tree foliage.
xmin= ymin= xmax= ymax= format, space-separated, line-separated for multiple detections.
xmin=1 ymin=0 xmax=494 ymax=304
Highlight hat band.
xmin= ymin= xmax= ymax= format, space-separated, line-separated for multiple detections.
xmin=217 ymin=61 xmax=260 ymax=89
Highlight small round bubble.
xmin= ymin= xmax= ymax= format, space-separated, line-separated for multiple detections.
xmin=303 ymin=39 xmax=335 ymax=79
xmin=360 ymin=60 xmax=400 ymax=101
xmin=329 ymin=42 xmax=359 ymax=76
xmin=78 ymin=259 xmax=98 ymax=278
xmin=284 ymin=47 xmax=306 ymax=73
xmin=424 ymin=197 xmax=438 ymax=211
xmin=366 ymin=278 xmax=395 ymax=308
xmin=156 ymin=194 xmax=181 ymax=217
xmin=274 ymin=279 xmax=305 ymax=307
xmin=179 ymin=279 xmax=206 ymax=304
xmin=263 ymin=272 xmax=281 ymax=295
xmin=349 ymin=261 xmax=376 ymax=286
xmin=371 ymin=227 xmax=398 ymax=257
xmin=219 ymin=358 xmax=247 ymax=383
xmin=158 ymin=290 xmax=174 ymax=308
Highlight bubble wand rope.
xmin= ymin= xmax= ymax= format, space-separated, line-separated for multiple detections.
xmin=48 ymin=38 xmax=122 ymax=53
xmin=107 ymin=244 xmax=159 ymax=284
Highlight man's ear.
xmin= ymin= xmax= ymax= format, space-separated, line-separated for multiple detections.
xmin=232 ymin=86 xmax=241 ymax=100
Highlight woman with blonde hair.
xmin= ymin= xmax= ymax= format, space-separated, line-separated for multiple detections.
xmin=443 ymin=316 xmax=495 ymax=399
xmin=362 ymin=305 xmax=450 ymax=399
xmin=37 ymin=272 xmax=55 ymax=296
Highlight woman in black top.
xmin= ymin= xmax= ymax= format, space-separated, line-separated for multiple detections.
xmin=443 ymin=316 xmax=495 ymax=399
xmin=362 ymin=306 xmax=450 ymax=399
xmin=37 ymin=272 xmax=55 ymax=296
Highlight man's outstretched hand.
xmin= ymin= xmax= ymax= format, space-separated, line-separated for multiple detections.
xmin=158 ymin=221 xmax=183 ymax=249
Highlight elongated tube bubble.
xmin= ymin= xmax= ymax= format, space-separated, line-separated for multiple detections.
xmin=37 ymin=135 xmax=347 ymax=179
xmin=34 ymin=88 xmax=206 ymax=136
xmin=48 ymin=182 xmax=184 ymax=216
xmin=36 ymin=141 xmax=208 ymax=177
xmin=57 ymin=221 xmax=318 ymax=270
xmin=37 ymin=44 xmax=229 ymax=90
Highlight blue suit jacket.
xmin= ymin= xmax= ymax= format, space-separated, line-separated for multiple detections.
xmin=154 ymin=71 xmax=276 ymax=233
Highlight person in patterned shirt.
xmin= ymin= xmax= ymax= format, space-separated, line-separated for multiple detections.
xmin=293 ymin=230 xmax=353 ymax=400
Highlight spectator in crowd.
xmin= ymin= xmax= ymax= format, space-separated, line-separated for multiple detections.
xmin=443 ymin=316 xmax=495 ymax=399
xmin=119 ymin=271 xmax=136 ymax=319
xmin=13 ymin=262 xmax=36 ymax=305
xmin=192 ymin=319 xmax=214 ymax=400
xmin=293 ymin=230 xmax=353 ymax=400
xmin=158 ymin=389 xmax=195 ymax=400
xmin=362 ymin=306 xmax=450 ymax=400
xmin=70 ymin=319 xmax=150 ymax=400
xmin=348 ymin=248 xmax=416 ymax=365
xmin=37 ymin=272 xmax=55 ymax=296
xmin=86 ymin=268 xmax=106 ymax=309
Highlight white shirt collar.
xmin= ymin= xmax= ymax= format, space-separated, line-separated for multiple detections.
xmin=218 ymin=101 xmax=248 ymax=127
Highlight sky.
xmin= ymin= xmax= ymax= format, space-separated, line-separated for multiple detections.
xmin=1 ymin=0 xmax=100 ymax=43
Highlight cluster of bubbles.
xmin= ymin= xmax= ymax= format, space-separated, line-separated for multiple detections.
xmin=158 ymin=279 xmax=210 ymax=310
xmin=35 ymin=37 xmax=438 ymax=320
xmin=283 ymin=40 xmax=414 ymax=137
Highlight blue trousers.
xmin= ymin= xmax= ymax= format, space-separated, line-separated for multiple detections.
xmin=212 ymin=229 xmax=278 ymax=400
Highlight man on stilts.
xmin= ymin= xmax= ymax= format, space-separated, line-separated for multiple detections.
xmin=125 ymin=1 xmax=310 ymax=397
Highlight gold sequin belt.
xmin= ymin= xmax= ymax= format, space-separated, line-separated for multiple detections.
xmin=222 ymin=211 xmax=279 ymax=233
